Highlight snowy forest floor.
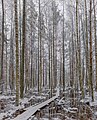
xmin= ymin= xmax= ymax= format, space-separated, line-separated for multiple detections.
xmin=0 ymin=87 xmax=97 ymax=120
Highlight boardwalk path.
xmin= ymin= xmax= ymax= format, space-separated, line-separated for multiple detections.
xmin=14 ymin=88 xmax=59 ymax=120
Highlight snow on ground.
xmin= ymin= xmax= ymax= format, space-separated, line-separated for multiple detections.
xmin=0 ymin=97 xmax=29 ymax=120
xmin=0 ymin=88 xmax=51 ymax=120
xmin=0 ymin=113 xmax=7 ymax=120
xmin=40 ymin=118 xmax=49 ymax=120
xmin=1 ymin=88 xmax=97 ymax=120
xmin=13 ymin=89 xmax=59 ymax=120
xmin=94 ymin=112 xmax=97 ymax=116
xmin=52 ymin=118 xmax=61 ymax=120
xmin=90 ymin=100 xmax=97 ymax=106
xmin=0 ymin=95 xmax=15 ymax=100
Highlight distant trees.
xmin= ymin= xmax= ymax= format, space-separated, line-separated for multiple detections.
xmin=62 ymin=0 xmax=97 ymax=102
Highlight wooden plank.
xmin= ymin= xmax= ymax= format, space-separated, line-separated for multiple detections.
xmin=13 ymin=89 xmax=59 ymax=120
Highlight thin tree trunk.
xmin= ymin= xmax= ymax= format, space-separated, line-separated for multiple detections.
xmin=20 ymin=0 xmax=26 ymax=98
xmin=85 ymin=0 xmax=89 ymax=88
xmin=19 ymin=0 xmax=22 ymax=93
xmin=93 ymin=0 xmax=97 ymax=91
xmin=62 ymin=0 xmax=65 ymax=93
xmin=0 ymin=0 xmax=5 ymax=93
xmin=14 ymin=0 xmax=19 ymax=106
xmin=89 ymin=0 xmax=94 ymax=101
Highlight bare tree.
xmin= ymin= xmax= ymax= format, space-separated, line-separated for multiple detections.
xmin=14 ymin=0 xmax=19 ymax=105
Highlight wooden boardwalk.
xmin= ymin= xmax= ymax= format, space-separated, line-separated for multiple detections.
xmin=13 ymin=89 xmax=59 ymax=120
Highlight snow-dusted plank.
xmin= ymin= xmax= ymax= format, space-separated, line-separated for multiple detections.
xmin=13 ymin=89 xmax=59 ymax=120
xmin=13 ymin=96 xmax=57 ymax=120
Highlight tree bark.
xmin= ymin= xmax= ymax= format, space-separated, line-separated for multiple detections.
xmin=14 ymin=0 xmax=19 ymax=106
xmin=20 ymin=0 xmax=26 ymax=98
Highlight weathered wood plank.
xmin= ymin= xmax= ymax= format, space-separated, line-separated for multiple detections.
xmin=13 ymin=88 xmax=59 ymax=120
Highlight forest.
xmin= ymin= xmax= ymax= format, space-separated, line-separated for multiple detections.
xmin=0 ymin=0 xmax=97 ymax=119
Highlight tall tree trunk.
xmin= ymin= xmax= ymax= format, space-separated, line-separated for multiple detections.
xmin=89 ymin=0 xmax=94 ymax=101
xmin=38 ymin=16 xmax=40 ymax=92
xmin=62 ymin=0 xmax=65 ymax=93
xmin=37 ymin=0 xmax=42 ymax=93
xmin=5 ymin=16 xmax=7 ymax=93
xmin=42 ymin=44 xmax=44 ymax=87
xmin=93 ymin=0 xmax=97 ymax=91
xmin=49 ymin=36 xmax=51 ymax=90
xmin=14 ymin=0 xmax=19 ymax=106
xmin=59 ymin=48 xmax=62 ymax=96
xmin=51 ymin=33 xmax=53 ymax=97
xmin=6 ymin=38 xmax=7 ymax=93
xmin=30 ymin=27 xmax=33 ymax=89
xmin=25 ymin=43 xmax=29 ymax=93
xmin=76 ymin=0 xmax=80 ymax=92
xmin=85 ymin=0 xmax=89 ymax=89
xmin=20 ymin=0 xmax=26 ymax=98
xmin=9 ymin=9 xmax=15 ymax=93
xmin=81 ymin=13 xmax=86 ymax=98
xmin=39 ymin=0 xmax=42 ymax=93
xmin=52 ymin=1 xmax=55 ymax=92
xmin=0 ymin=0 xmax=4 ymax=93
xmin=19 ymin=0 xmax=22 ymax=94
xmin=70 ymin=15 xmax=75 ymax=106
